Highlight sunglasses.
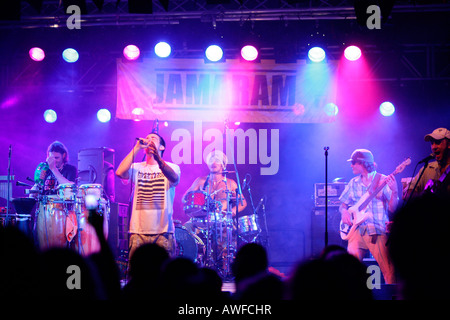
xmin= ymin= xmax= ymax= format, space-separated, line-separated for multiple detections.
xmin=351 ymin=160 xmax=361 ymax=165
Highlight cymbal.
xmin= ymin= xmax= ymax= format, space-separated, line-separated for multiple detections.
xmin=215 ymin=196 xmax=242 ymax=201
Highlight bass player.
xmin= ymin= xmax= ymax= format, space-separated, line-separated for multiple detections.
xmin=339 ymin=149 xmax=398 ymax=284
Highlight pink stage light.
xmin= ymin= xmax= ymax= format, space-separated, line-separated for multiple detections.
xmin=344 ymin=46 xmax=362 ymax=61
xmin=123 ymin=45 xmax=141 ymax=61
xmin=241 ymin=45 xmax=258 ymax=61
xmin=29 ymin=47 xmax=45 ymax=61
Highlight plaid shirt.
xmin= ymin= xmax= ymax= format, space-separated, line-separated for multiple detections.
xmin=339 ymin=171 xmax=392 ymax=236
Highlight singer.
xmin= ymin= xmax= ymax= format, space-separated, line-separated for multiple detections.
xmin=404 ymin=127 xmax=450 ymax=198
xmin=116 ymin=132 xmax=180 ymax=259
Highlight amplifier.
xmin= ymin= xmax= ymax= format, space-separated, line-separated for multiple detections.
xmin=314 ymin=182 xmax=347 ymax=208
xmin=108 ymin=202 xmax=129 ymax=257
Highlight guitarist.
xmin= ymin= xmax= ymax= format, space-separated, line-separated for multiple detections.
xmin=339 ymin=149 xmax=398 ymax=284
xmin=404 ymin=127 xmax=450 ymax=199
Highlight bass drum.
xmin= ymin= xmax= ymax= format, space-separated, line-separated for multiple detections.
xmin=174 ymin=226 xmax=204 ymax=264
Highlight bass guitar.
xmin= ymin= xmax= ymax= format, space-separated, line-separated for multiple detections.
xmin=339 ymin=158 xmax=411 ymax=240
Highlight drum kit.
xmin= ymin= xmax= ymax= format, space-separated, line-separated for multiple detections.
xmin=7 ymin=163 xmax=111 ymax=256
xmin=178 ymin=172 xmax=264 ymax=280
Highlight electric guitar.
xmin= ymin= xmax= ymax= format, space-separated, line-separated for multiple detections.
xmin=339 ymin=158 xmax=411 ymax=241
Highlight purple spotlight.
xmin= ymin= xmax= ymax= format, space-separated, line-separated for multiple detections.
xmin=123 ymin=45 xmax=140 ymax=61
xmin=29 ymin=47 xmax=45 ymax=61
xmin=344 ymin=46 xmax=362 ymax=61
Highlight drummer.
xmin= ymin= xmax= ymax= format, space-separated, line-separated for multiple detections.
xmin=30 ymin=141 xmax=77 ymax=197
xmin=182 ymin=150 xmax=247 ymax=229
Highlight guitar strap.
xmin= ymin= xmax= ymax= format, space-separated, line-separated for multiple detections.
xmin=367 ymin=172 xmax=382 ymax=195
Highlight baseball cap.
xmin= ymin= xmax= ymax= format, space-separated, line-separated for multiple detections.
xmin=424 ymin=128 xmax=450 ymax=142
xmin=347 ymin=149 xmax=374 ymax=163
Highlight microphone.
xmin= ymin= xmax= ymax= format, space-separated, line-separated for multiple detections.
xmin=242 ymin=173 xmax=251 ymax=190
xmin=203 ymin=174 xmax=210 ymax=190
xmin=255 ymin=197 xmax=265 ymax=212
xmin=16 ymin=181 xmax=33 ymax=187
xmin=221 ymin=170 xmax=235 ymax=174
xmin=136 ymin=138 xmax=146 ymax=145
xmin=418 ymin=154 xmax=434 ymax=164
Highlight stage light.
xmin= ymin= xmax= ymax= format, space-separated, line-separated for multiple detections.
xmin=205 ymin=45 xmax=223 ymax=62
xmin=344 ymin=46 xmax=362 ymax=61
xmin=44 ymin=109 xmax=57 ymax=123
xmin=29 ymin=47 xmax=45 ymax=61
xmin=324 ymin=103 xmax=339 ymax=116
xmin=308 ymin=47 xmax=326 ymax=63
xmin=154 ymin=41 xmax=171 ymax=58
xmin=379 ymin=101 xmax=395 ymax=116
xmin=62 ymin=48 xmax=79 ymax=63
xmin=163 ymin=121 xmax=169 ymax=127
xmin=97 ymin=108 xmax=111 ymax=123
xmin=131 ymin=107 xmax=144 ymax=121
xmin=241 ymin=45 xmax=258 ymax=61
xmin=123 ymin=45 xmax=140 ymax=61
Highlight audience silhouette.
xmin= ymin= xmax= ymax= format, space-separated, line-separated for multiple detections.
xmin=121 ymin=242 xmax=169 ymax=299
xmin=3 ymin=193 xmax=447 ymax=300
xmin=388 ymin=193 xmax=450 ymax=299
xmin=287 ymin=249 xmax=373 ymax=300
xmin=0 ymin=225 xmax=40 ymax=299
xmin=232 ymin=242 xmax=285 ymax=299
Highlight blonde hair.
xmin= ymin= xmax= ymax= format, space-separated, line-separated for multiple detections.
xmin=206 ymin=150 xmax=228 ymax=169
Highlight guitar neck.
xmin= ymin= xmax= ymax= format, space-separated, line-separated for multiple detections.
xmin=358 ymin=180 xmax=388 ymax=211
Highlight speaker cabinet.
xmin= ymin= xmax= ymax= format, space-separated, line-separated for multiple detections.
xmin=311 ymin=207 xmax=345 ymax=258
xmin=108 ymin=202 xmax=129 ymax=257
xmin=77 ymin=147 xmax=115 ymax=202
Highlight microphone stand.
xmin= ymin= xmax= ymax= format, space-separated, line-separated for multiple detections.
xmin=324 ymin=146 xmax=329 ymax=248
xmin=6 ymin=145 xmax=12 ymax=225
xmin=223 ymin=119 xmax=245 ymax=279
xmin=406 ymin=159 xmax=431 ymax=204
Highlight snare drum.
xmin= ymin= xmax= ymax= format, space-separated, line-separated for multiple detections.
xmin=175 ymin=226 xmax=204 ymax=263
xmin=238 ymin=214 xmax=259 ymax=236
xmin=57 ymin=183 xmax=77 ymax=201
xmin=36 ymin=196 xmax=77 ymax=250
xmin=191 ymin=210 xmax=225 ymax=229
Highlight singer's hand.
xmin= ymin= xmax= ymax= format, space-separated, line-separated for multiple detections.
xmin=147 ymin=141 xmax=161 ymax=159
xmin=135 ymin=138 xmax=150 ymax=150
